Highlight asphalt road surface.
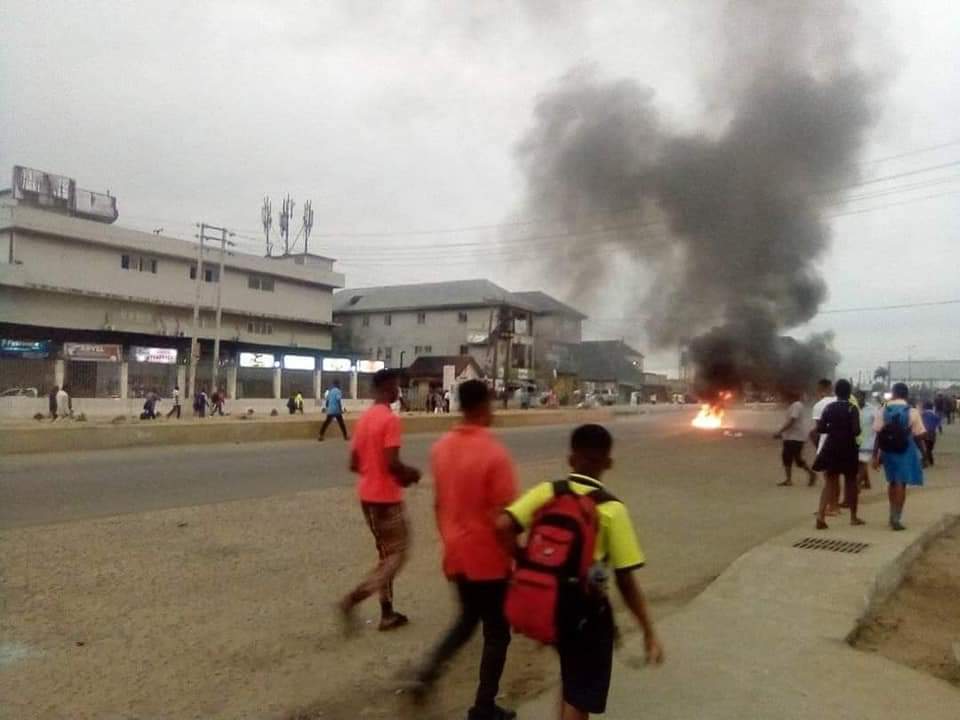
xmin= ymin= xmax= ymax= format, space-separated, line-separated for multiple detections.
xmin=0 ymin=410 xmax=697 ymax=529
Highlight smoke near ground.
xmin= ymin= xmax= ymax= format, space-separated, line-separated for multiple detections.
xmin=515 ymin=0 xmax=878 ymax=395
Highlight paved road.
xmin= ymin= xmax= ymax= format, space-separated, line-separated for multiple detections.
xmin=0 ymin=411 xmax=696 ymax=529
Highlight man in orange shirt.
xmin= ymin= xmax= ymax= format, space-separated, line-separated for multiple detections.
xmin=413 ymin=380 xmax=518 ymax=720
xmin=339 ymin=369 xmax=421 ymax=631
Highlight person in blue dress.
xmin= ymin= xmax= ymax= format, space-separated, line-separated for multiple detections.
xmin=871 ymin=383 xmax=927 ymax=531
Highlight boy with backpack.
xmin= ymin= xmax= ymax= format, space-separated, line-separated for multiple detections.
xmin=872 ymin=383 xmax=926 ymax=531
xmin=496 ymin=424 xmax=664 ymax=719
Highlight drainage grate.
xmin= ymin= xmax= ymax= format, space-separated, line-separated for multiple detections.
xmin=793 ymin=537 xmax=870 ymax=554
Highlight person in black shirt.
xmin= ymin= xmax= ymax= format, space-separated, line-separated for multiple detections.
xmin=813 ymin=379 xmax=862 ymax=530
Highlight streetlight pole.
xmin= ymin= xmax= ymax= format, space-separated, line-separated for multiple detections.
xmin=210 ymin=226 xmax=235 ymax=395
xmin=187 ymin=223 xmax=206 ymax=401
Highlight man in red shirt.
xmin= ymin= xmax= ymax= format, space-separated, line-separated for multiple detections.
xmin=339 ymin=369 xmax=421 ymax=631
xmin=413 ymin=380 xmax=518 ymax=720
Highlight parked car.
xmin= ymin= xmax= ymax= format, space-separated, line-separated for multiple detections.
xmin=0 ymin=386 xmax=39 ymax=398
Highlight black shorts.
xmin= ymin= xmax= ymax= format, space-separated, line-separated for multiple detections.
xmin=557 ymin=602 xmax=616 ymax=714
xmin=781 ymin=440 xmax=805 ymax=468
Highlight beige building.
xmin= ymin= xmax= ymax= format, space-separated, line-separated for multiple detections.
xmin=0 ymin=168 xmax=351 ymax=415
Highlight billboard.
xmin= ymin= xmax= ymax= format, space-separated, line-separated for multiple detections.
xmin=357 ymin=360 xmax=385 ymax=374
xmin=131 ymin=346 xmax=178 ymax=364
xmin=322 ymin=357 xmax=353 ymax=372
xmin=73 ymin=188 xmax=119 ymax=223
xmin=12 ymin=166 xmax=117 ymax=223
xmin=239 ymin=352 xmax=276 ymax=369
xmin=64 ymin=343 xmax=122 ymax=362
xmin=888 ymin=360 xmax=960 ymax=382
xmin=283 ymin=354 xmax=316 ymax=371
xmin=0 ymin=339 xmax=52 ymax=359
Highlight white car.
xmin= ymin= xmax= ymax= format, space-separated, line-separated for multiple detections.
xmin=0 ymin=386 xmax=39 ymax=398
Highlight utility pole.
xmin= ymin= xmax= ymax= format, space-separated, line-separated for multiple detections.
xmin=302 ymin=200 xmax=314 ymax=255
xmin=500 ymin=305 xmax=514 ymax=409
xmin=210 ymin=225 xmax=235 ymax=394
xmin=262 ymin=197 xmax=273 ymax=256
xmin=187 ymin=223 xmax=207 ymax=401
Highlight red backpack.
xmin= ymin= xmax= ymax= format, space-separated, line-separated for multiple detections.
xmin=504 ymin=479 xmax=616 ymax=645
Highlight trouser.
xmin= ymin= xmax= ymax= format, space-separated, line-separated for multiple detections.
xmin=924 ymin=434 xmax=936 ymax=465
xmin=419 ymin=579 xmax=511 ymax=713
xmin=320 ymin=413 xmax=348 ymax=438
xmin=167 ymin=404 xmax=181 ymax=419
xmin=210 ymin=403 xmax=224 ymax=416
xmin=346 ymin=502 xmax=408 ymax=608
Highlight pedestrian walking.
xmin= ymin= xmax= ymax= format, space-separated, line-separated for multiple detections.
xmin=318 ymin=379 xmax=348 ymax=440
xmin=813 ymin=379 xmax=862 ymax=530
xmin=56 ymin=384 xmax=72 ymax=420
xmin=295 ymin=391 xmax=304 ymax=414
xmin=809 ymin=378 xmax=836 ymax=503
xmin=496 ymin=424 xmax=664 ymax=719
xmin=210 ymin=388 xmax=225 ymax=416
xmin=167 ymin=385 xmax=182 ymax=419
xmin=773 ymin=391 xmax=815 ymax=486
xmin=48 ymin=385 xmax=59 ymax=420
xmin=194 ymin=388 xmax=208 ymax=418
xmin=920 ymin=401 xmax=942 ymax=466
xmin=339 ymin=369 xmax=421 ymax=632
xmin=855 ymin=390 xmax=877 ymax=490
xmin=411 ymin=380 xmax=518 ymax=720
xmin=872 ymin=382 xmax=926 ymax=531
xmin=140 ymin=392 xmax=159 ymax=420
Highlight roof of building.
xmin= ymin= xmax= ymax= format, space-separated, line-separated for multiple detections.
xmin=576 ymin=340 xmax=645 ymax=385
xmin=404 ymin=354 xmax=483 ymax=378
xmin=510 ymin=291 xmax=588 ymax=319
xmin=333 ymin=279 xmax=537 ymax=314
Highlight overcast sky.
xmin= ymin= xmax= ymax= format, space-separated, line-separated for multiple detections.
xmin=2 ymin=0 xmax=958 ymax=377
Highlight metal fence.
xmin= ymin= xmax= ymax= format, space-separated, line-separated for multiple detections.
xmin=237 ymin=367 xmax=274 ymax=399
xmin=281 ymin=369 xmax=314 ymax=399
xmin=128 ymin=361 xmax=178 ymax=398
xmin=65 ymin=361 xmax=121 ymax=398
xmin=0 ymin=357 xmax=56 ymax=397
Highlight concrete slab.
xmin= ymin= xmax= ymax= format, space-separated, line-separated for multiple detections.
xmin=519 ymin=487 xmax=960 ymax=718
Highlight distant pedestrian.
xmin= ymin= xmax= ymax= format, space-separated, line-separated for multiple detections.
xmin=140 ymin=392 xmax=158 ymax=420
xmin=318 ymin=379 xmax=348 ymax=440
xmin=194 ymin=389 xmax=208 ymax=418
xmin=167 ymin=385 xmax=182 ymax=419
xmin=412 ymin=380 xmax=518 ymax=720
xmin=286 ymin=392 xmax=298 ymax=415
xmin=295 ymin=391 xmax=304 ymax=414
xmin=339 ymin=369 xmax=421 ymax=632
xmin=920 ymin=401 xmax=942 ymax=467
xmin=813 ymin=379 xmax=862 ymax=530
xmin=48 ymin=385 xmax=59 ymax=420
xmin=773 ymin=391 xmax=815 ymax=487
xmin=210 ymin=389 xmax=225 ymax=416
xmin=809 ymin=378 xmax=835 ymax=503
xmin=56 ymin=385 xmax=71 ymax=420
xmin=855 ymin=390 xmax=877 ymax=490
xmin=872 ymin=382 xmax=926 ymax=531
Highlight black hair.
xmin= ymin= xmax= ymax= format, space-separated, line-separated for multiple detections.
xmin=332 ymin=379 xmax=340 ymax=388
xmin=817 ymin=378 xmax=833 ymax=391
xmin=570 ymin=424 xmax=613 ymax=455
xmin=923 ymin=400 xmax=934 ymax=410
xmin=458 ymin=380 xmax=489 ymax=412
xmin=372 ymin=368 xmax=398 ymax=389
xmin=892 ymin=382 xmax=909 ymax=400
xmin=834 ymin=378 xmax=852 ymax=400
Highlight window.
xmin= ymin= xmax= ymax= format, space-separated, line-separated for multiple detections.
xmin=190 ymin=265 xmax=219 ymax=282
xmin=384 ymin=347 xmax=393 ymax=362
xmin=248 ymin=275 xmax=275 ymax=292
xmin=417 ymin=311 xmax=426 ymax=325
xmin=457 ymin=311 xmax=468 ymax=323
xmin=376 ymin=347 xmax=383 ymax=360
xmin=246 ymin=320 xmax=273 ymax=335
xmin=414 ymin=345 xmax=433 ymax=355
xmin=362 ymin=315 xmax=370 ymax=327
xmin=384 ymin=314 xmax=392 ymax=326
xmin=459 ymin=345 xmax=469 ymax=356
xmin=121 ymin=254 xmax=130 ymax=269
xmin=148 ymin=259 xmax=157 ymax=274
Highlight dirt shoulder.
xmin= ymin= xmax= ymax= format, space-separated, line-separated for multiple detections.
xmin=854 ymin=521 xmax=960 ymax=686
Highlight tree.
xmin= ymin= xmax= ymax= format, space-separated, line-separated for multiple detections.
xmin=873 ymin=366 xmax=889 ymax=381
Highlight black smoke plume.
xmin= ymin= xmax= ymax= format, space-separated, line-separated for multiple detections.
xmin=515 ymin=1 xmax=876 ymax=396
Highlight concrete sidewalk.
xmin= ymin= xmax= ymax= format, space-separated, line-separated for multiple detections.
xmin=520 ymin=487 xmax=960 ymax=719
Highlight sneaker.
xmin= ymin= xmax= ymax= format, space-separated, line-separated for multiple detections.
xmin=467 ymin=705 xmax=517 ymax=720
xmin=891 ymin=521 xmax=906 ymax=531
xmin=378 ymin=612 xmax=409 ymax=631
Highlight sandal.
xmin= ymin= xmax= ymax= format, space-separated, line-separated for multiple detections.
xmin=378 ymin=612 xmax=409 ymax=632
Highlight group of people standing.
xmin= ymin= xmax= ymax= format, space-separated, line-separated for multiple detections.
xmin=775 ymin=378 xmax=935 ymax=532
xmin=336 ymin=369 xmax=662 ymax=720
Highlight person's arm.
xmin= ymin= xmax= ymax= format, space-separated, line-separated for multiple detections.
xmin=349 ymin=449 xmax=360 ymax=473
xmin=384 ymin=447 xmax=420 ymax=485
xmin=495 ymin=511 xmax=521 ymax=557
xmin=774 ymin=415 xmax=796 ymax=439
xmin=615 ymin=570 xmax=664 ymax=664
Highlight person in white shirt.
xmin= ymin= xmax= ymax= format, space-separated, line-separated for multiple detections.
xmin=773 ymin=391 xmax=815 ymax=486
xmin=855 ymin=390 xmax=877 ymax=490
xmin=55 ymin=385 xmax=72 ymax=420
xmin=808 ymin=379 xmax=837 ymax=509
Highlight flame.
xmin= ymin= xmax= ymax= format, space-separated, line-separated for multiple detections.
xmin=692 ymin=403 xmax=724 ymax=429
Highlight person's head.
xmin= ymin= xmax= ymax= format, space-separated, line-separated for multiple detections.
xmin=174 ymin=384 xmax=179 ymax=390
xmin=332 ymin=379 xmax=340 ymax=389
xmin=855 ymin=389 xmax=867 ymax=407
xmin=569 ymin=424 xmax=613 ymax=479
xmin=923 ymin=400 xmax=934 ymax=410
xmin=372 ymin=368 xmax=400 ymax=403
xmin=892 ymin=382 xmax=909 ymax=400
xmin=816 ymin=378 xmax=832 ymax=398
xmin=834 ymin=378 xmax=852 ymax=401
xmin=458 ymin=379 xmax=492 ymax=426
